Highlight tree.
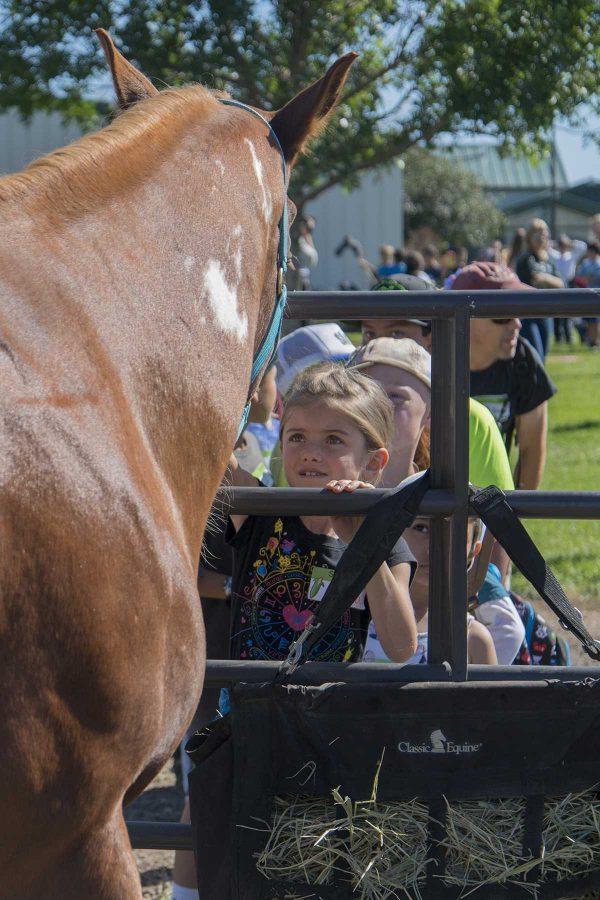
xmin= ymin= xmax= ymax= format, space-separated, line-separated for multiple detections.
xmin=0 ymin=1 xmax=598 ymax=213
xmin=403 ymin=148 xmax=505 ymax=248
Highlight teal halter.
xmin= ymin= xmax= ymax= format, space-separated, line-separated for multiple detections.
xmin=219 ymin=99 xmax=289 ymax=440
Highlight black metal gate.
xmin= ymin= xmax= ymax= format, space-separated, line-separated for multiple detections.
xmin=127 ymin=286 xmax=600 ymax=852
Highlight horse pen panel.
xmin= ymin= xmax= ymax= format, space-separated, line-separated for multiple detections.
xmin=127 ymin=288 xmax=600 ymax=899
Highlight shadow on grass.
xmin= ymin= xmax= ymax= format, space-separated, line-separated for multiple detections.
xmin=552 ymin=419 xmax=600 ymax=434
xmin=140 ymin=866 xmax=172 ymax=888
xmin=545 ymin=551 xmax=596 ymax=566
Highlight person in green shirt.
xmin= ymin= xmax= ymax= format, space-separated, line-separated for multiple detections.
xmin=468 ymin=396 xmax=514 ymax=492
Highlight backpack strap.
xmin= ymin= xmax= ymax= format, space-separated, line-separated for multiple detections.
xmin=276 ymin=471 xmax=431 ymax=680
xmin=471 ymin=485 xmax=600 ymax=662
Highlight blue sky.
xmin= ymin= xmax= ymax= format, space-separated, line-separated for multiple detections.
xmin=556 ymin=120 xmax=600 ymax=184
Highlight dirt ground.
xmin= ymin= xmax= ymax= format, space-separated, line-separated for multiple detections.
xmin=127 ymin=758 xmax=183 ymax=900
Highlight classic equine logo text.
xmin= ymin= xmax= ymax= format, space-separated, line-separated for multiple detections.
xmin=398 ymin=728 xmax=482 ymax=755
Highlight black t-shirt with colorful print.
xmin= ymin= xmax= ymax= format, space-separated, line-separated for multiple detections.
xmin=227 ymin=515 xmax=415 ymax=663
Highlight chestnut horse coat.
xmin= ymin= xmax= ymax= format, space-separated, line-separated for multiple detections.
xmin=0 ymin=33 xmax=356 ymax=899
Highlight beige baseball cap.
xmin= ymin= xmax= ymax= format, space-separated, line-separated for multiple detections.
xmin=347 ymin=337 xmax=431 ymax=388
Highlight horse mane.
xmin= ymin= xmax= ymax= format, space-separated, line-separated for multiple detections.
xmin=0 ymin=86 xmax=226 ymax=217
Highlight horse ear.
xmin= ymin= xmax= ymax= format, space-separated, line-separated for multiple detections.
xmin=95 ymin=28 xmax=159 ymax=110
xmin=270 ymin=53 xmax=358 ymax=165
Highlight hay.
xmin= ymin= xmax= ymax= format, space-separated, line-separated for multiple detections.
xmin=541 ymin=788 xmax=600 ymax=881
xmin=256 ymin=792 xmax=430 ymax=899
xmin=255 ymin=777 xmax=600 ymax=899
xmin=440 ymin=788 xmax=600 ymax=897
xmin=441 ymin=797 xmax=539 ymax=895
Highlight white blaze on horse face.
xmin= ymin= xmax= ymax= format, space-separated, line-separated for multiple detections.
xmin=244 ymin=138 xmax=272 ymax=222
xmin=214 ymin=159 xmax=225 ymax=176
xmin=202 ymin=259 xmax=248 ymax=342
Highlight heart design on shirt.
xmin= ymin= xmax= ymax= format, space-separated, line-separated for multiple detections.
xmin=282 ymin=605 xmax=313 ymax=632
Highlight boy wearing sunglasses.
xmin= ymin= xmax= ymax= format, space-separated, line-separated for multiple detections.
xmin=451 ymin=262 xmax=557 ymax=491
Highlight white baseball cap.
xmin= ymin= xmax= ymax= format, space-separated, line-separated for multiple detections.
xmin=276 ymin=323 xmax=355 ymax=395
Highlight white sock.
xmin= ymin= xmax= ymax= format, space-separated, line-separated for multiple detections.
xmin=172 ymin=884 xmax=199 ymax=900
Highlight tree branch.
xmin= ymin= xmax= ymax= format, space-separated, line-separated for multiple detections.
xmin=370 ymin=86 xmax=417 ymax=124
xmin=297 ymin=110 xmax=454 ymax=209
xmin=340 ymin=16 xmax=423 ymax=106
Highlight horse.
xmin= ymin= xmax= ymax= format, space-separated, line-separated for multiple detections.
xmin=0 ymin=30 xmax=356 ymax=899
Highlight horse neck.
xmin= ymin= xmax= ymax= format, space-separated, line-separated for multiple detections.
xmin=9 ymin=115 xmax=280 ymax=559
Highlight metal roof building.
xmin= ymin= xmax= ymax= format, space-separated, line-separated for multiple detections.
xmin=443 ymin=143 xmax=597 ymax=240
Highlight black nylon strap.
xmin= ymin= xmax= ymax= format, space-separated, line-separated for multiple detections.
xmin=471 ymin=485 xmax=600 ymax=662
xmin=277 ymin=471 xmax=431 ymax=678
xmin=521 ymin=795 xmax=544 ymax=891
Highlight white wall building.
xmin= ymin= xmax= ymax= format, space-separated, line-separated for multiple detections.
xmin=1 ymin=110 xmax=405 ymax=292
xmin=0 ymin=109 xmax=82 ymax=174
xmin=305 ymin=161 xmax=404 ymax=291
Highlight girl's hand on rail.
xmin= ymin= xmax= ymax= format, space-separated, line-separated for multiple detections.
xmin=325 ymin=480 xmax=373 ymax=543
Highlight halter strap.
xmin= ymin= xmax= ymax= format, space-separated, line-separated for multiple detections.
xmin=219 ymin=99 xmax=289 ymax=439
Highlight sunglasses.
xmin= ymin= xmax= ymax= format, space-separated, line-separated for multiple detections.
xmin=491 ymin=318 xmax=513 ymax=325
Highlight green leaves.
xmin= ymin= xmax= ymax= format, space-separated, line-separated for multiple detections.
xmin=403 ymin=148 xmax=506 ymax=247
xmin=0 ymin=0 xmax=597 ymax=204
xmin=418 ymin=0 xmax=600 ymax=154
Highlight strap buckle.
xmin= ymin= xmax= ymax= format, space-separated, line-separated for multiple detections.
xmin=470 ymin=484 xmax=507 ymax=515
xmin=277 ymin=266 xmax=285 ymax=298
xmin=559 ymin=606 xmax=583 ymax=630
xmin=584 ymin=640 xmax=600 ymax=662
xmin=278 ymin=621 xmax=321 ymax=678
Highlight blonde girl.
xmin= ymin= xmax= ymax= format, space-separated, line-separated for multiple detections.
xmin=227 ymin=361 xmax=418 ymax=665
xmin=173 ymin=362 xmax=420 ymax=899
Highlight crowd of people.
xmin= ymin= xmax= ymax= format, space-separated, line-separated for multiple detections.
xmin=330 ymin=214 xmax=600 ymax=351
xmin=170 ymin=214 xmax=596 ymax=899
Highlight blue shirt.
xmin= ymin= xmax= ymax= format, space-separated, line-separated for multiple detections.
xmin=477 ymin=564 xmax=508 ymax=605
xmin=377 ymin=263 xmax=406 ymax=278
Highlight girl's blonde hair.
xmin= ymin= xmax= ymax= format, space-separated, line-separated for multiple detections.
xmin=281 ymin=361 xmax=394 ymax=454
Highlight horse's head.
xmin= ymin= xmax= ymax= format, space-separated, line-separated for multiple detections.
xmin=96 ymin=30 xmax=356 ymax=401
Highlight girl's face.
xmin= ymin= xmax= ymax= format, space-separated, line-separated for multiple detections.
xmin=405 ymin=517 xmax=482 ymax=623
xmin=365 ymin=364 xmax=430 ymax=453
xmin=281 ymin=401 xmax=388 ymax=488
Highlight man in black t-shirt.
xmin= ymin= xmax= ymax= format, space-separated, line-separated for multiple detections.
xmin=451 ymin=263 xmax=557 ymax=490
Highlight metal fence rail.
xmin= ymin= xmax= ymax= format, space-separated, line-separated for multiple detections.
xmin=202 ymin=661 xmax=600 ymax=685
xmin=286 ymin=288 xmax=600 ymax=320
xmin=225 ymin=487 xmax=600 ymax=518
xmin=287 ymin=288 xmax=600 ymax=680
xmin=128 ymin=287 xmax=600 ymax=851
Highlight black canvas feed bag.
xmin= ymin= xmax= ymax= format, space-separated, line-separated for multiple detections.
xmin=187 ymin=479 xmax=600 ymax=899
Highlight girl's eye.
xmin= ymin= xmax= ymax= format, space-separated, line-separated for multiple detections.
xmin=390 ymin=330 xmax=407 ymax=339
xmin=388 ymin=393 xmax=407 ymax=405
xmin=326 ymin=434 xmax=343 ymax=445
xmin=287 ymin=433 xmax=303 ymax=442
xmin=362 ymin=331 xmax=375 ymax=343
xmin=413 ymin=523 xmax=429 ymax=535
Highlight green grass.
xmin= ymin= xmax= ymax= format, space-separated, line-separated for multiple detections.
xmin=511 ymin=345 xmax=600 ymax=606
